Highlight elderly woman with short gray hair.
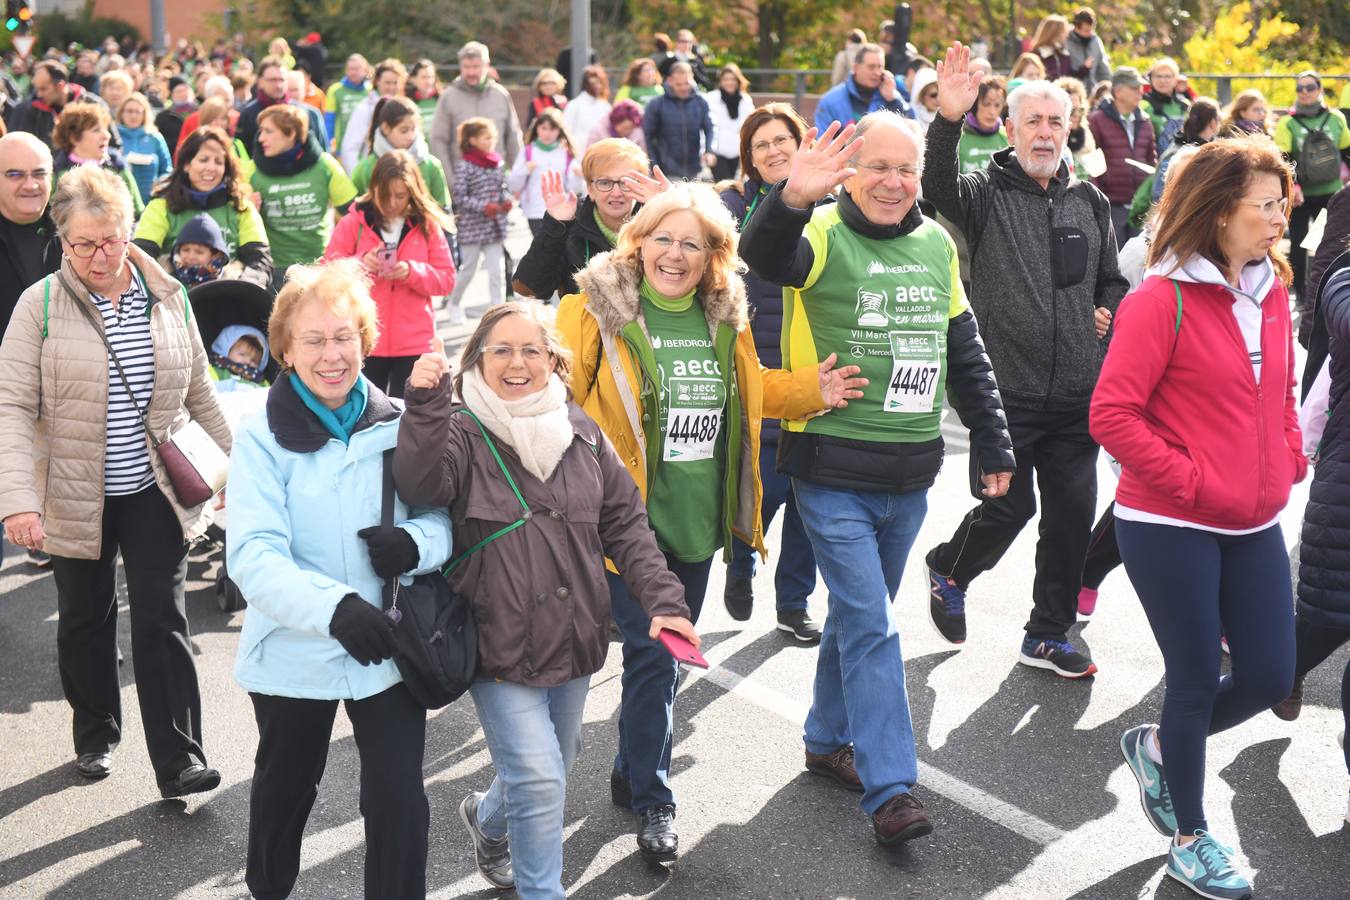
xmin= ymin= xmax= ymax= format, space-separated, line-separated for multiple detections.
xmin=0 ymin=165 xmax=231 ymax=797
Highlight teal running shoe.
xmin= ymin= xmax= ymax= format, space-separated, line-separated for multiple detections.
xmin=1120 ymin=724 xmax=1177 ymax=835
xmin=1166 ymin=831 xmax=1253 ymax=899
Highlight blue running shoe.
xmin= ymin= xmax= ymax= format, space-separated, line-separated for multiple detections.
xmin=1120 ymin=724 xmax=1177 ymax=836
xmin=927 ymin=566 xmax=966 ymax=644
xmin=1166 ymin=831 xmax=1252 ymax=900
xmin=1019 ymin=635 xmax=1098 ymax=678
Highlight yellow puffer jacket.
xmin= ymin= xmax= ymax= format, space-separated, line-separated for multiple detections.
xmin=0 ymin=245 xmax=232 ymax=559
xmin=556 ymin=251 xmax=824 ymax=560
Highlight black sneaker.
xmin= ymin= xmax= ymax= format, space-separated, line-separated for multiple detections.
xmin=776 ymin=609 xmax=821 ymax=644
xmin=724 ymin=573 xmax=753 ymax=621
xmin=1018 ymin=635 xmax=1098 ymax=679
xmin=927 ymin=566 xmax=966 ymax=644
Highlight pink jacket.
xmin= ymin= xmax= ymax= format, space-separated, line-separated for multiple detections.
xmin=324 ymin=204 xmax=456 ymax=358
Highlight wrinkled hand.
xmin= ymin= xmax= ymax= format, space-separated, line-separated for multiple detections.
xmin=356 ymin=526 xmax=421 ymax=578
xmin=816 ymin=352 xmax=869 ymax=409
xmin=408 ymin=345 xmax=450 ymax=391
xmin=385 ymin=261 xmax=410 ymax=282
xmin=936 ymin=42 xmax=984 ymax=122
xmin=329 ymin=594 xmax=397 ymax=665
xmin=540 ymin=169 xmax=578 ymax=221
xmin=781 ymin=121 xmax=861 ymax=208
xmin=3 ymin=512 xmax=45 ymax=552
xmin=620 ymin=165 xmax=673 ymax=204
xmin=1094 ymin=307 xmax=1112 ymax=339
xmin=981 ymin=471 xmax=1012 ymax=498
xmin=649 ymin=615 xmax=701 ymax=648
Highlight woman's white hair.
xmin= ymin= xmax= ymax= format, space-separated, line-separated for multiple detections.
xmin=1007 ymin=81 xmax=1073 ymax=125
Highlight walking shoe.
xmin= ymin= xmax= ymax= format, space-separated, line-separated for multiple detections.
xmin=1018 ymin=635 xmax=1098 ymax=678
xmin=1166 ymin=831 xmax=1252 ymax=900
xmin=74 ymin=751 xmax=112 ymax=780
xmin=158 ymin=763 xmax=221 ymax=798
xmin=637 ymin=804 xmax=678 ymax=861
xmin=724 ymin=573 xmax=753 ymax=621
xmin=27 ymin=549 xmax=51 ymax=568
xmin=927 ymin=567 xmax=966 ymax=644
xmin=610 ymin=768 xmax=633 ymax=810
xmin=805 ymin=745 xmax=864 ymax=793
xmin=1077 ymin=587 xmax=1099 ymax=621
xmin=1220 ymin=634 xmax=1230 ymax=656
xmin=1271 ymin=678 xmax=1303 ymax=721
xmin=872 ymin=792 xmax=933 ymax=846
xmin=458 ymin=791 xmax=514 ymax=889
xmin=1120 ymin=724 xmax=1177 ymax=836
xmin=776 ymin=609 xmax=822 ymax=644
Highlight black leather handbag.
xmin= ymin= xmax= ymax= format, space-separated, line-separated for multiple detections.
xmin=379 ymin=410 xmax=530 ymax=708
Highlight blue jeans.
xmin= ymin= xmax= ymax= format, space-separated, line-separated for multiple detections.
xmin=792 ymin=479 xmax=927 ymax=815
xmin=607 ymin=552 xmax=713 ymax=812
xmin=1116 ymin=519 xmax=1295 ymax=835
xmin=728 ymin=439 xmax=817 ymax=612
xmin=470 ymin=675 xmax=592 ymax=900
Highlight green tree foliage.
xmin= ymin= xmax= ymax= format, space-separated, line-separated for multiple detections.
xmin=32 ymin=12 xmax=141 ymax=54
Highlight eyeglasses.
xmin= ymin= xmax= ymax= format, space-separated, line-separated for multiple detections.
xmin=590 ymin=177 xmax=626 ymax=193
xmin=857 ymin=162 xmax=920 ymax=179
xmin=751 ymin=134 xmax=796 ymax=155
xmin=4 ymin=168 xmax=50 ymax=183
xmin=647 ymin=234 xmax=708 ymax=255
xmin=483 ymin=344 xmax=548 ymax=362
xmin=297 ymin=332 xmax=360 ymax=352
xmin=1243 ymin=197 xmax=1289 ymax=219
xmin=64 ymin=237 xmax=128 ymax=259
xmin=1296 ymin=83 xmax=1319 ymax=93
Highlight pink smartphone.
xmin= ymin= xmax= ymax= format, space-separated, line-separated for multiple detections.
xmin=657 ymin=628 xmax=709 ymax=669
xmin=375 ymin=245 xmax=397 ymax=273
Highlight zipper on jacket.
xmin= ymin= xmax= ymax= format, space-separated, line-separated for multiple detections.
xmin=1255 ymin=382 xmax=1268 ymax=520
xmin=1044 ymin=196 xmax=1058 ymax=409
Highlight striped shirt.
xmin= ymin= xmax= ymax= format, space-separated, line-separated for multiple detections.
xmin=95 ymin=272 xmax=157 ymax=496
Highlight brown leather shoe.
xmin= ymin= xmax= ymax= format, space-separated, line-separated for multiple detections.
xmin=805 ymin=745 xmax=864 ymax=793
xmin=872 ymin=792 xmax=933 ymax=846
xmin=1272 ymin=678 xmax=1304 ymax=721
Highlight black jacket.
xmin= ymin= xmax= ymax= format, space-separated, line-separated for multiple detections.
xmin=740 ymin=183 xmax=1016 ymax=494
xmin=511 ymin=197 xmax=620 ymax=300
xmin=6 ymin=86 xmax=109 ymax=148
xmin=924 ymin=113 xmax=1128 ymax=412
xmin=1308 ymin=185 xmax=1350 ymax=303
xmin=0 ymin=211 xmax=61 ymax=342
xmin=1298 ymin=252 xmax=1350 ymax=631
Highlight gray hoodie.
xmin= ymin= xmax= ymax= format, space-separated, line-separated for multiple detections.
xmin=1066 ymin=31 xmax=1112 ymax=89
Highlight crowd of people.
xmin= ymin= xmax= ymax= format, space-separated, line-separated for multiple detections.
xmin=0 ymin=9 xmax=1349 ymax=900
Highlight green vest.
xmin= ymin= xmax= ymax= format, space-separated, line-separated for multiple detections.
xmin=783 ymin=207 xmax=967 ymax=444
xmin=957 ymin=127 xmax=1008 ymax=174
xmin=251 ymin=157 xmax=344 ymax=270
xmin=329 ymin=81 xmax=371 ymax=149
xmin=164 ymin=204 xmax=242 ymax=256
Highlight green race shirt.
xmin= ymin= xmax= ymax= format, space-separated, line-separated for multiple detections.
xmin=1275 ymin=108 xmax=1350 ymax=197
xmin=782 ymin=207 xmax=968 ymax=444
xmin=250 ymin=153 xmax=358 ymax=270
xmin=640 ymin=281 xmax=725 ymax=562
xmin=325 ymin=80 xmax=372 ymax=151
xmin=351 ymin=152 xmax=450 ymax=208
xmin=957 ymin=127 xmax=1008 ymax=174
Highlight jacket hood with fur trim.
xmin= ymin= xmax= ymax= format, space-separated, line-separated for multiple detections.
xmin=572 ymin=249 xmax=749 ymax=341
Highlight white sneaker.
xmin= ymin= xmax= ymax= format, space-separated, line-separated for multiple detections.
xmin=447 ymin=302 xmax=466 ymax=325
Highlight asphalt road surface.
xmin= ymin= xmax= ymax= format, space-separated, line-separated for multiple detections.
xmin=2 ymin=219 xmax=1348 ymax=899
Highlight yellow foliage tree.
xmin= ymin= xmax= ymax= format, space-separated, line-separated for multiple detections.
xmin=1177 ymin=1 xmax=1311 ymax=107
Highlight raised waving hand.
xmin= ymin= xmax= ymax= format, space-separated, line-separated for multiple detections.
xmin=781 ymin=121 xmax=861 ymax=209
xmin=936 ymin=42 xmax=985 ymax=123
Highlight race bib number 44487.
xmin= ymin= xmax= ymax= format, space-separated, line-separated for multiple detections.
xmin=885 ymin=331 xmax=941 ymax=413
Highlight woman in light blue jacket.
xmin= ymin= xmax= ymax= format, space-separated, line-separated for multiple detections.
xmin=115 ymin=92 xmax=174 ymax=206
xmin=226 ymin=259 xmax=451 ymax=900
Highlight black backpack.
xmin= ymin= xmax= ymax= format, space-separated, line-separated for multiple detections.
xmin=1291 ymin=113 xmax=1342 ymax=186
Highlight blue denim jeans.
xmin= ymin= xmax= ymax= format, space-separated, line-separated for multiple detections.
xmin=727 ymin=439 xmax=817 ymax=612
xmin=607 ymin=552 xmax=713 ymax=812
xmin=470 ymin=675 xmax=592 ymax=900
xmin=792 ymin=479 xmax=928 ymax=815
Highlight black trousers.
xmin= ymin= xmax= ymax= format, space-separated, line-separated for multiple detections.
xmin=926 ymin=406 xmax=1098 ymax=639
xmin=1082 ymin=503 xmax=1122 ymax=590
xmin=49 ymin=486 xmax=202 ymax=781
xmin=246 ymin=683 xmax=429 ymax=900
xmin=362 ymin=355 xmax=418 ymax=399
xmin=711 ymin=154 xmax=740 ymax=181
xmin=1290 ymin=191 xmax=1332 ymax=305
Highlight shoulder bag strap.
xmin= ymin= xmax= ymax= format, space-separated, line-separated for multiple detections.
xmin=443 ymin=408 xmax=532 ymax=574
xmin=380 ymin=449 xmax=397 ymax=609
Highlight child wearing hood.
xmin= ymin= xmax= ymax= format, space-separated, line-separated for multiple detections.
xmin=210 ymin=324 xmax=271 ymax=392
xmin=173 ymin=214 xmax=231 ymax=287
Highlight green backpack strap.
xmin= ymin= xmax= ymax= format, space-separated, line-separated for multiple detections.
xmin=442 ymin=408 xmax=532 ymax=575
xmin=42 ymin=276 xmax=51 ymax=338
xmin=1172 ymin=278 xmax=1182 ymax=334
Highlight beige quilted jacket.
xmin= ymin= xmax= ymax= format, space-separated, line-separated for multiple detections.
xmin=0 ymin=245 xmax=232 ymax=559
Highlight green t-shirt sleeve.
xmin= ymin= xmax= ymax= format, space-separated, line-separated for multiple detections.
xmin=1334 ymin=110 xmax=1350 ymax=150
xmin=134 ymin=198 xmax=171 ymax=248
xmin=324 ymin=154 xmax=358 ymax=207
xmin=121 ymin=168 xmax=145 ymax=216
xmin=238 ymin=203 xmax=269 ymax=246
xmin=1274 ymin=117 xmax=1295 ymax=154
xmin=352 ymin=155 xmax=373 ymax=195
xmin=424 ymin=158 xmax=450 ymax=208
xmin=941 ymin=227 xmax=969 ymax=318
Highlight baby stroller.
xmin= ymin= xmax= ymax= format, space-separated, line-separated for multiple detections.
xmin=190 ymin=278 xmax=278 ymax=613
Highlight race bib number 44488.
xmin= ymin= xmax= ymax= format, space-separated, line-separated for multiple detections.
xmin=885 ymin=331 xmax=941 ymax=413
xmin=663 ymin=377 xmax=725 ymax=462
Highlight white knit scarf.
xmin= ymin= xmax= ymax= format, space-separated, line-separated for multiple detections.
xmin=460 ymin=368 xmax=573 ymax=483
xmin=373 ymin=127 xmax=431 ymax=164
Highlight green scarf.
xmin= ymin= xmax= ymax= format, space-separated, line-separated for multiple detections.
xmin=290 ymin=372 xmax=369 ymax=444
xmin=532 ymin=139 xmax=560 ymax=153
xmin=639 ymin=277 xmax=696 ymax=312
xmin=592 ymin=206 xmax=619 ymax=246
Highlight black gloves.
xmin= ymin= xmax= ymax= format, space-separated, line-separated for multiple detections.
xmin=329 ymin=594 xmax=396 ymax=666
xmin=356 ymin=526 xmax=421 ymax=579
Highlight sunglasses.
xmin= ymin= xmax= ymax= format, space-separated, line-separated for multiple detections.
xmin=1296 ymin=83 xmax=1319 ymax=93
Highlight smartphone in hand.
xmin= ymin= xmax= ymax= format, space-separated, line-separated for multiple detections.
xmin=375 ymin=245 xmax=397 ymax=275
xmin=657 ymin=628 xmax=709 ymax=669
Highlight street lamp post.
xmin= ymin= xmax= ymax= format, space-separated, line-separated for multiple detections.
xmin=569 ymin=0 xmax=591 ymax=104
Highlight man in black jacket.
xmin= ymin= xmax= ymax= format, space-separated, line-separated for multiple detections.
xmin=0 ymin=131 xmax=61 ymax=568
xmin=741 ymin=112 xmax=1014 ymax=848
xmin=922 ymin=44 xmax=1128 ymax=678
xmin=6 ymin=60 xmax=107 ymax=149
